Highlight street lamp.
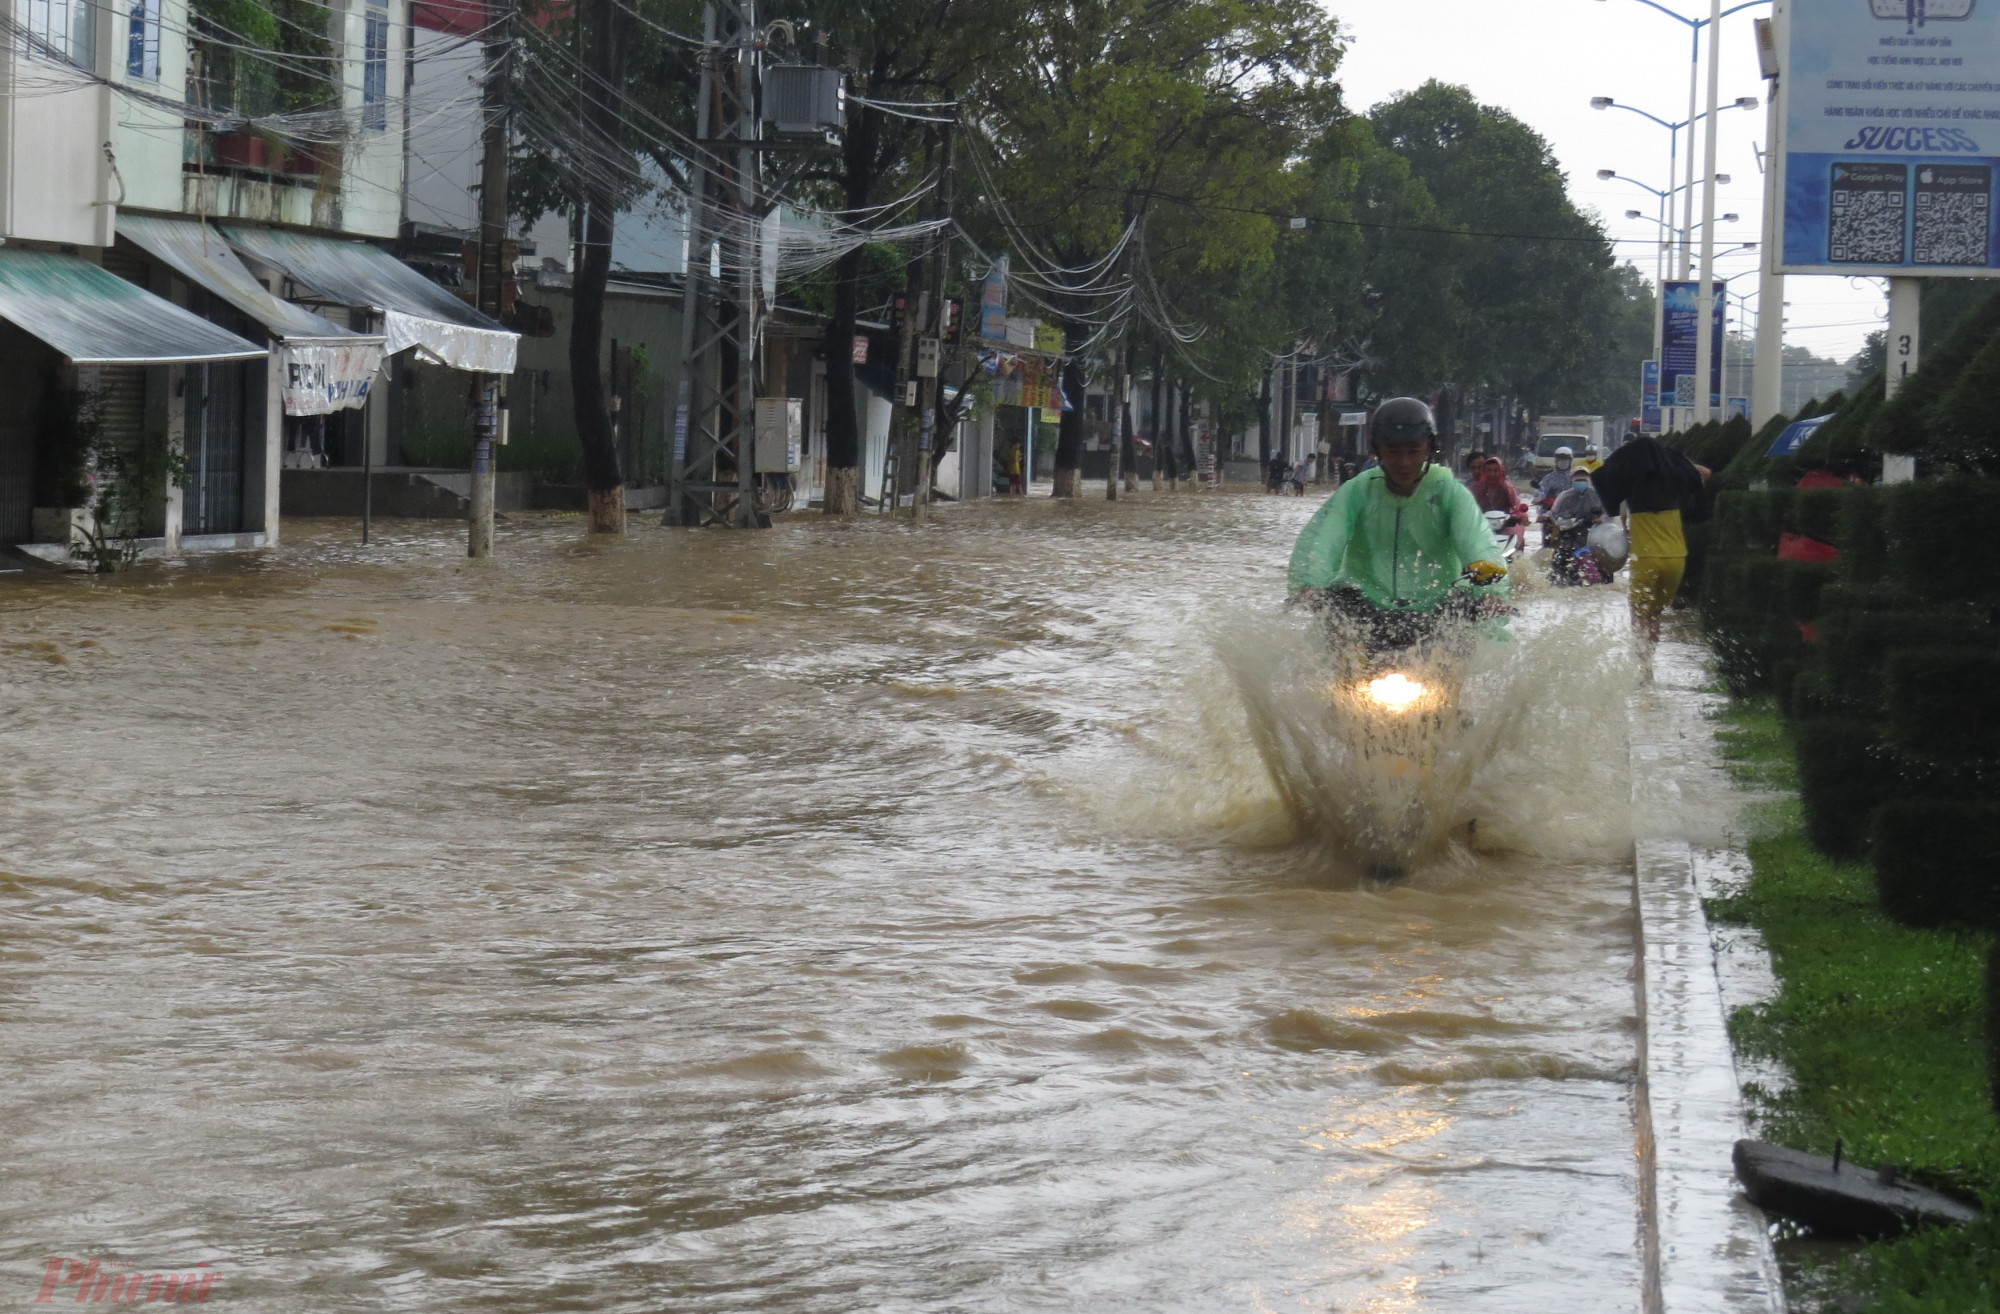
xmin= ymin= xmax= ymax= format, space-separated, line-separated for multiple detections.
xmin=1590 ymin=97 xmax=1755 ymax=277
xmin=1595 ymin=0 xmax=1772 ymax=422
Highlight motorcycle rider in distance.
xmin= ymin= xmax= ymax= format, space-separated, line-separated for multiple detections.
xmin=1469 ymin=456 xmax=1528 ymax=556
xmin=1547 ymin=464 xmax=1607 ymax=586
xmin=1535 ymin=446 xmax=1577 ymax=509
xmin=1288 ymin=398 xmax=1509 ymax=649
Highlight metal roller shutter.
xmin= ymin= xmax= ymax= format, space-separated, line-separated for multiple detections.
xmin=0 ymin=322 xmax=52 ymax=542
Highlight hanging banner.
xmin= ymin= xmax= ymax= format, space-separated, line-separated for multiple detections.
xmin=979 ymin=255 xmax=1010 ymax=340
xmin=1779 ymin=0 xmax=2000 ymax=275
xmin=281 ymin=340 xmax=383 ymax=416
xmin=1660 ymin=281 xmax=1725 ymax=411
xmin=1642 ymin=359 xmax=1662 ymax=432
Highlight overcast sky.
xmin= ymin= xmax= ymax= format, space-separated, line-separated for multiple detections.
xmin=1329 ymin=0 xmax=1886 ymax=366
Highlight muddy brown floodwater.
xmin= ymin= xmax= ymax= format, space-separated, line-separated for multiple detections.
xmin=1 ymin=492 xmax=1653 ymax=1312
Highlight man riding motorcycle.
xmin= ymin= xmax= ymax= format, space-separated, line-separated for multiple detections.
xmin=1288 ymin=398 xmax=1509 ymax=650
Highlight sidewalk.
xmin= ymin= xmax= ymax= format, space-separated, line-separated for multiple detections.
xmin=1628 ymin=636 xmax=1787 ymax=1314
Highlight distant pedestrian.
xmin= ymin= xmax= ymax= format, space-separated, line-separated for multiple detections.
xmin=1005 ymin=441 xmax=1026 ymax=496
xmin=1591 ymin=436 xmax=1711 ymax=659
xmin=1461 ymin=450 xmax=1486 ymax=485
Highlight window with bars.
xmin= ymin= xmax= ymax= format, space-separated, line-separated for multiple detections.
xmin=24 ymin=0 xmax=94 ymax=67
xmin=362 ymin=0 xmax=388 ymax=130
xmin=126 ymin=0 xmax=159 ymax=80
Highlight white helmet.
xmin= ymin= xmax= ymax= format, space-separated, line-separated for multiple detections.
xmin=1555 ymin=446 xmax=1574 ymax=458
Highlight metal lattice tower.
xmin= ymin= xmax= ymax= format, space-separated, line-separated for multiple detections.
xmin=667 ymin=0 xmax=763 ymax=528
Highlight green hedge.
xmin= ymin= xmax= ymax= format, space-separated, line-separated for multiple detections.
xmin=1795 ymin=718 xmax=1902 ymax=860
xmin=1816 ymin=609 xmax=1994 ymax=710
xmin=1886 ymin=648 xmax=2000 ymax=762
xmin=1835 ymin=485 xmax=1889 ymax=585
xmin=1870 ymin=289 xmax=2000 ymax=457
xmin=1883 ymin=477 xmax=2000 ymax=604
xmin=1872 ymin=800 xmax=2000 ymax=929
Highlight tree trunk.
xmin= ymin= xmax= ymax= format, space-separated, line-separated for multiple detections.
xmin=821 ymin=245 xmax=863 ymax=515
xmin=569 ymin=0 xmax=628 ymax=536
xmin=1168 ymin=382 xmax=1184 ymax=490
xmin=1149 ymin=349 xmax=1165 ymax=490
xmin=572 ymin=196 xmax=626 ymax=535
xmin=1053 ymin=326 xmax=1086 ymax=498
xmin=1108 ymin=340 xmax=1128 ymax=500
xmin=1257 ymin=367 xmax=1273 ymax=489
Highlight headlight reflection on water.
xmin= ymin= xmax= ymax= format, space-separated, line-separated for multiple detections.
xmin=1363 ymin=672 xmax=1429 ymax=713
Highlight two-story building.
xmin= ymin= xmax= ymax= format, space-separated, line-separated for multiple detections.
xmin=0 ymin=0 xmax=513 ymax=555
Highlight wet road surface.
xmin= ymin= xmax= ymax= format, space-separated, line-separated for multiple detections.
xmin=2 ymin=492 xmax=1649 ymax=1311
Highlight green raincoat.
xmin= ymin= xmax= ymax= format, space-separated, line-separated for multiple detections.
xmin=1286 ymin=463 xmax=1508 ymax=610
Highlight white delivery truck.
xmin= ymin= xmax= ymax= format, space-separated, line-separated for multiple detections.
xmin=1531 ymin=415 xmax=1605 ymax=471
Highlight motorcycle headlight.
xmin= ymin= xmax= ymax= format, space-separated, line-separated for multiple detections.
xmin=1363 ymin=672 xmax=1429 ymax=713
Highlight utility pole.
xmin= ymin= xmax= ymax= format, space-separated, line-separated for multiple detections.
xmin=914 ymin=118 xmax=955 ymax=515
xmin=1694 ymin=0 xmax=1722 ymax=424
xmin=1107 ymin=341 xmax=1126 ymax=500
xmin=470 ymin=0 xmax=512 ymax=557
xmin=1751 ymin=16 xmax=1784 ymax=427
xmin=667 ymin=0 xmax=765 ymax=528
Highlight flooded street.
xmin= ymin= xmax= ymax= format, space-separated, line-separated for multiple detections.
xmin=2 ymin=492 xmax=1653 ymax=1311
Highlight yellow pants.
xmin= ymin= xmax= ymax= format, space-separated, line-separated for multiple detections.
xmin=1629 ymin=555 xmax=1687 ymax=625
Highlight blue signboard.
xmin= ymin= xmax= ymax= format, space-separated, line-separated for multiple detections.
xmin=1768 ymin=412 xmax=1831 ymax=457
xmin=1660 ymin=281 xmax=1726 ymax=410
xmin=1642 ymin=359 xmax=1662 ymax=432
xmin=1780 ymin=0 xmax=2000 ymax=276
xmin=1727 ymin=396 xmax=1750 ymax=419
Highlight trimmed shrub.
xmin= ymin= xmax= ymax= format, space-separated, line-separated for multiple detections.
xmin=1927 ymin=324 xmax=2000 ymax=472
xmin=1794 ymin=374 xmax=1884 ymax=484
xmin=1869 ymin=289 xmax=2000 ymax=456
xmin=1787 ymin=488 xmax=1845 ymax=545
xmin=1871 ymin=800 xmax=2000 ymax=928
xmin=1818 ymin=608 xmax=1995 ymax=708
xmin=1882 ymin=477 xmax=2000 ymax=604
xmin=1885 ymin=647 xmax=2000 ymax=761
xmin=1795 ymin=718 xmax=1901 ymax=860
xmin=1989 ymin=943 xmax=2000 ymax=1118
xmin=1718 ymin=411 xmax=1794 ymax=491
xmin=1781 ymin=560 xmax=1835 ymax=623
xmin=1835 ymin=485 xmax=1889 ymax=585
xmin=1772 ymin=658 xmax=1806 ymax=717
xmin=1788 ymin=666 xmax=1850 ymax=720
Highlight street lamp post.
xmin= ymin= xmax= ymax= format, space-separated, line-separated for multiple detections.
xmin=1595 ymin=0 xmax=1771 ymax=428
xmin=1696 ymin=0 xmax=1724 ymax=423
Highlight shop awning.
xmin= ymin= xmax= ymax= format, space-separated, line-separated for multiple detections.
xmin=118 ymin=214 xmax=387 ymax=416
xmin=0 ymin=247 xmax=265 ymax=365
xmin=221 ymin=226 xmax=518 ymax=374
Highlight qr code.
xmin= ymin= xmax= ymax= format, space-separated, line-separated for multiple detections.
xmin=1914 ymin=164 xmax=1992 ymax=266
xmin=1830 ymin=183 xmax=1906 ymax=263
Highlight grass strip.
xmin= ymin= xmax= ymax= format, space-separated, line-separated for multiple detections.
xmin=1707 ymin=698 xmax=2000 ymax=1311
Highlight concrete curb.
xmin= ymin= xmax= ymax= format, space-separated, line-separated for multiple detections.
xmin=1630 ymin=647 xmax=1787 ymax=1314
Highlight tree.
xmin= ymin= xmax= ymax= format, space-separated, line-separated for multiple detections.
xmin=968 ymin=0 xmax=1344 ymax=495
xmin=1367 ymin=82 xmax=1628 ymax=414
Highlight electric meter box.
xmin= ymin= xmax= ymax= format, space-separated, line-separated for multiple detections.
xmin=754 ymin=397 xmax=803 ymax=472
xmin=762 ymin=66 xmax=846 ymax=138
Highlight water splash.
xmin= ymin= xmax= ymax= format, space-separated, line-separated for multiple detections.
xmin=1210 ymin=587 xmax=1644 ymax=881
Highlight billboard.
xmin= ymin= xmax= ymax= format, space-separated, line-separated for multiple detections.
xmin=1779 ymin=0 xmax=2000 ymax=275
xmin=1661 ymin=281 xmax=1726 ymax=410
xmin=1642 ymin=359 xmax=1662 ymax=432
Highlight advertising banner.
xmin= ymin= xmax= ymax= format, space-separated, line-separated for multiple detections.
xmin=979 ymin=256 xmax=1010 ymax=340
xmin=1660 ymin=281 xmax=1726 ymax=410
xmin=1642 ymin=359 xmax=1662 ymax=432
xmin=1779 ymin=0 xmax=2000 ymax=275
xmin=280 ymin=341 xmax=382 ymax=416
